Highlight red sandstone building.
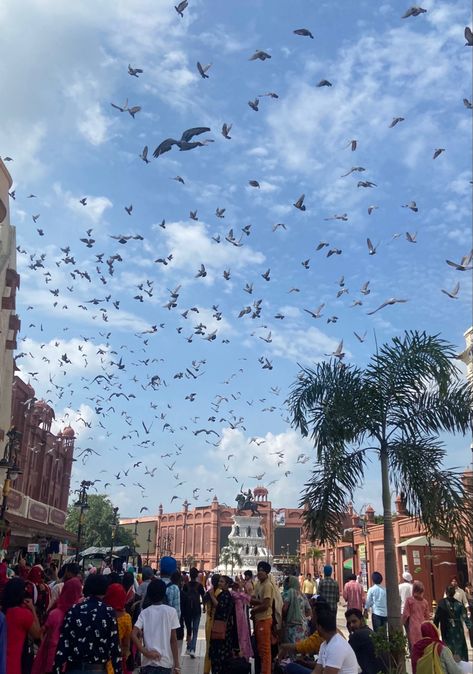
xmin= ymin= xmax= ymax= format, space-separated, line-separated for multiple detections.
xmin=2 ymin=376 xmax=76 ymax=552
xmin=123 ymin=485 xmax=472 ymax=604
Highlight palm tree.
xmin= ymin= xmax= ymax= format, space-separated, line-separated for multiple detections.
xmin=305 ymin=546 xmax=324 ymax=576
xmin=219 ymin=542 xmax=243 ymax=576
xmin=288 ymin=331 xmax=472 ymax=641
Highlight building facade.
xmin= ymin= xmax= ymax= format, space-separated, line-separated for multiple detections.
xmin=121 ymin=486 xmax=306 ymax=570
xmin=3 ymin=376 xmax=76 ymax=551
xmin=0 ymin=159 xmax=20 ymax=465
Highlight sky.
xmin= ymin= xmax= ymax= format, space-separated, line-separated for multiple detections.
xmin=0 ymin=0 xmax=472 ymax=520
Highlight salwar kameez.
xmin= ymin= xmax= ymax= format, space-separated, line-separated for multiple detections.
xmin=209 ymin=589 xmax=236 ymax=674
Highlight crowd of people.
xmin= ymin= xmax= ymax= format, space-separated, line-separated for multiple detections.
xmin=0 ymin=554 xmax=471 ymax=674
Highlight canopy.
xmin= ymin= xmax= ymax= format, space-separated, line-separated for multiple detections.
xmin=80 ymin=545 xmax=133 ymax=558
xmin=396 ymin=536 xmax=453 ymax=548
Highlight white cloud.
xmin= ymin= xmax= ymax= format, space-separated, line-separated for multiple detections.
xmin=51 ymin=403 xmax=95 ymax=440
xmin=266 ymin=326 xmax=344 ymax=364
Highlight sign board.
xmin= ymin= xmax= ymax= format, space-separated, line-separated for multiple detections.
xmin=27 ymin=544 xmax=39 ymax=553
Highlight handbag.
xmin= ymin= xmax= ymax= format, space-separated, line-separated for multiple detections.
xmin=224 ymin=656 xmax=251 ymax=674
xmin=210 ymin=619 xmax=227 ymax=640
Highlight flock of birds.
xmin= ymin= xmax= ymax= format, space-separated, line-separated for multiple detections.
xmin=2 ymin=3 xmax=472 ymax=514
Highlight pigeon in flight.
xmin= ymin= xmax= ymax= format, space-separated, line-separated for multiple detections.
xmin=128 ymin=64 xmax=143 ymax=77
xmin=249 ymin=50 xmax=271 ymax=61
xmin=222 ymin=123 xmax=232 ymax=139
xmin=317 ymin=79 xmax=332 ymax=87
xmin=441 ymin=282 xmax=460 ymax=299
xmin=389 ymin=117 xmax=405 ymax=127
xmin=153 ymin=127 xmax=212 ymax=158
xmin=248 ymin=98 xmax=259 ymax=111
xmin=465 ymin=27 xmax=473 ymax=46
xmin=401 ymin=6 xmax=427 ymax=18
xmin=197 ymin=62 xmax=212 ymax=78
xmin=175 ymin=0 xmax=188 ymax=17
xmin=293 ymin=28 xmax=314 ymax=38
xmin=293 ymin=194 xmax=306 ymax=211
xmin=432 ymin=148 xmax=445 ymax=159
xmin=139 ymin=146 xmax=150 ymax=163
xmin=367 ymin=298 xmax=408 ymax=315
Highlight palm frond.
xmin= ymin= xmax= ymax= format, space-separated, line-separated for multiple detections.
xmin=387 ymin=382 xmax=473 ymax=437
xmin=389 ymin=435 xmax=473 ymax=541
xmin=287 ymin=361 xmax=376 ymax=457
xmin=300 ymin=447 xmax=368 ymax=544
xmin=368 ymin=331 xmax=461 ymax=402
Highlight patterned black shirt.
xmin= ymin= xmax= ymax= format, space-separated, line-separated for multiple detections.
xmin=53 ymin=597 xmax=122 ymax=673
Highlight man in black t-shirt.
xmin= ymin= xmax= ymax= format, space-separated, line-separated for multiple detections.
xmin=346 ymin=608 xmax=386 ymax=674
xmin=182 ymin=567 xmax=205 ymax=658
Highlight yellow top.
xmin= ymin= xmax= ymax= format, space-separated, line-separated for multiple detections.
xmin=253 ymin=578 xmax=275 ymax=621
xmin=295 ymin=631 xmax=324 ymax=655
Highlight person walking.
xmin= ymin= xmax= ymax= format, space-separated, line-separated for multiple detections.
xmin=403 ymin=581 xmax=431 ymax=652
xmin=434 ymin=585 xmax=472 ymax=662
xmin=412 ymin=622 xmax=464 ymax=674
xmin=399 ymin=572 xmax=413 ymax=614
xmin=203 ymin=574 xmax=221 ymax=674
xmin=132 ymin=578 xmax=181 ymax=674
xmin=182 ymin=567 xmax=205 ymax=658
xmin=2 ymin=577 xmax=41 ymax=674
xmin=53 ymin=573 xmax=122 ymax=674
xmin=208 ymin=575 xmax=236 ymax=674
xmin=317 ymin=565 xmax=340 ymax=617
xmin=32 ymin=577 xmax=83 ymax=674
xmin=104 ymin=583 xmax=133 ymax=674
xmin=158 ymin=557 xmax=181 ymax=621
xmin=365 ymin=572 xmax=387 ymax=632
xmin=231 ymin=580 xmax=253 ymax=662
xmin=343 ymin=573 xmax=365 ymax=612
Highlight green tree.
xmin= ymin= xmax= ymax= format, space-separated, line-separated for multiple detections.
xmin=305 ymin=546 xmax=324 ymax=575
xmin=66 ymin=494 xmax=134 ymax=551
xmin=219 ymin=542 xmax=243 ymax=576
xmin=288 ymin=331 xmax=473 ymax=665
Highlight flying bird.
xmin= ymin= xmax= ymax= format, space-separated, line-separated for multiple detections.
xmin=248 ymin=98 xmax=259 ymax=111
xmin=367 ymin=298 xmax=408 ymax=315
xmin=441 ymin=282 xmax=460 ymax=299
xmin=401 ymin=6 xmax=427 ymax=18
xmin=139 ymin=146 xmax=150 ymax=163
xmin=222 ymin=123 xmax=232 ymax=139
xmin=128 ymin=64 xmax=143 ymax=77
xmin=433 ymin=148 xmax=445 ymax=159
xmin=465 ymin=27 xmax=473 ymax=46
xmin=153 ymin=127 xmax=212 ymax=157
xmin=389 ymin=117 xmax=405 ymax=127
xmin=249 ymin=50 xmax=271 ymax=61
xmin=317 ymin=79 xmax=332 ymax=87
xmin=197 ymin=62 xmax=212 ymax=78
xmin=175 ymin=0 xmax=188 ymax=17
xmin=293 ymin=194 xmax=306 ymax=211
xmin=293 ymin=28 xmax=314 ymax=38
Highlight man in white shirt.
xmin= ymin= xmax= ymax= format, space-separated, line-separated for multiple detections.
xmin=313 ymin=610 xmax=358 ymax=674
xmin=398 ymin=571 xmax=413 ymax=613
xmin=132 ymin=578 xmax=181 ymax=674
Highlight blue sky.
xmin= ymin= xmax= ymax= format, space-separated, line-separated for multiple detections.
xmin=0 ymin=0 xmax=471 ymax=519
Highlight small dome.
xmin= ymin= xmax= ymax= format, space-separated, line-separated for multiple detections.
xmin=62 ymin=426 xmax=75 ymax=438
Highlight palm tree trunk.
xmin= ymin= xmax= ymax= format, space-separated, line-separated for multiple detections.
xmin=380 ymin=444 xmax=405 ymax=671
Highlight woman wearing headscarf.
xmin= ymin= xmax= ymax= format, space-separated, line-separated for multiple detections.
xmin=435 ymin=586 xmax=472 ymax=662
xmin=230 ymin=580 xmax=253 ymax=661
xmin=31 ymin=577 xmax=83 ymax=674
xmin=208 ymin=575 xmax=236 ymax=674
xmin=282 ymin=576 xmax=311 ymax=643
xmin=403 ymin=581 xmax=430 ymax=651
xmin=26 ymin=565 xmax=51 ymax=626
xmin=412 ymin=622 xmax=464 ymax=674
xmin=122 ymin=571 xmax=136 ymax=616
xmin=104 ymin=583 xmax=132 ymax=674
xmin=2 ymin=577 xmax=42 ymax=674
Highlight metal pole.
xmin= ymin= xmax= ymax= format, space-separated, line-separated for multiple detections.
xmin=427 ymin=536 xmax=436 ymax=605
xmin=109 ymin=507 xmax=118 ymax=570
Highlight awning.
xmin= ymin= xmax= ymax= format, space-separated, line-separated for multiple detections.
xmin=396 ymin=536 xmax=453 ymax=549
xmin=4 ymin=512 xmax=75 ymax=541
xmin=343 ymin=558 xmax=353 ymax=570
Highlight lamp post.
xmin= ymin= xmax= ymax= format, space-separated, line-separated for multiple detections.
xmin=109 ymin=506 xmax=119 ymax=571
xmin=73 ymin=480 xmax=92 ymax=562
xmin=133 ymin=519 xmax=139 ymax=567
xmin=0 ymin=427 xmax=23 ymax=521
xmin=146 ymin=528 xmax=152 ymax=565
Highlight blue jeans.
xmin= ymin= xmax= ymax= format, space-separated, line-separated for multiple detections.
xmin=187 ymin=613 xmax=201 ymax=652
xmin=286 ymin=663 xmax=314 ymax=674
xmin=372 ymin=613 xmax=388 ymax=632
xmin=140 ymin=666 xmax=172 ymax=674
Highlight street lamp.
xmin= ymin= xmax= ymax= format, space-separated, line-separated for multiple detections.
xmin=146 ymin=528 xmax=152 ymax=565
xmin=73 ymin=480 xmax=92 ymax=562
xmin=133 ymin=519 xmax=139 ymax=567
xmin=109 ymin=506 xmax=119 ymax=571
xmin=0 ymin=427 xmax=23 ymax=520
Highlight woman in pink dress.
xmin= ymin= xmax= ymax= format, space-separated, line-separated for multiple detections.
xmin=403 ymin=581 xmax=431 ymax=652
xmin=32 ymin=577 xmax=83 ymax=674
xmin=231 ymin=581 xmax=254 ymax=661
